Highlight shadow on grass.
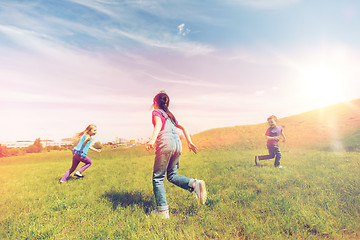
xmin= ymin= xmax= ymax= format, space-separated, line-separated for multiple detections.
xmin=102 ymin=191 xmax=154 ymax=213
xmin=254 ymin=164 xmax=266 ymax=168
xmin=56 ymin=176 xmax=83 ymax=183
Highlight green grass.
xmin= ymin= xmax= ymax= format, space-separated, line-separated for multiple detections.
xmin=1 ymin=146 xmax=360 ymax=239
xmin=341 ymin=129 xmax=360 ymax=152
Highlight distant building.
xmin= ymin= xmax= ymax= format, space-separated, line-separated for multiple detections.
xmin=60 ymin=138 xmax=73 ymax=147
xmin=1 ymin=139 xmax=73 ymax=148
xmin=116 ymin=137 xmax=129 ymax=145
xmin=1 ymin=141 xmax=33 ymax=148
xmin=108 ymin=138 xmax=136 ymax=147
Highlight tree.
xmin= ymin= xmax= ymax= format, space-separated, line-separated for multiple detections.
xmin=26 ymin=138 xmax=43 ymax=153
xmin=93 ymin=141 xmax=103 ymax=150
xmin=0 ymin=145 xmax=8 ymax=158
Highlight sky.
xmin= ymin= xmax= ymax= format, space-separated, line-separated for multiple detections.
xmin=1 ymin=0 xmax=360 ymax=143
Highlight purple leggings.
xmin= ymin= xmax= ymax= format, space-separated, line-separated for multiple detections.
xmin=61 ymin=154 xmax=92 ymax=182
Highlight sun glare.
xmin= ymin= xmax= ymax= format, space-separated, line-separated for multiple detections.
xmin=302 ymin=64 xmax=345 ymax=108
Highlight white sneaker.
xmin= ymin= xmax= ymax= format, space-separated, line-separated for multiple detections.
xmin=193 ymin=179 xmax=207 ymax=205
xmin=75 ymin=171 xmax=83 ymax=177
xmin=59 ymin=180 xmax=65 ymax=184
xmin=151 ymin=209 xmax=170 ymax=219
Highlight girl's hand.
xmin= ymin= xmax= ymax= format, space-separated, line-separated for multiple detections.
xmin=89 ymin=146 xmax=101 ymax=153
xmin=146 ymin=140 xmax=155 ymax=151
xmin=188 ymin=142 xmax=198 ymax=154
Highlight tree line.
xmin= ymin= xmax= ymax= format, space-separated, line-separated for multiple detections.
xmin=0 ymin=138 xmax=103 ymax=158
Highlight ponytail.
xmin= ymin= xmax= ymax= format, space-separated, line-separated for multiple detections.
xmin=163 ymin=104 xmax=177 ymax=126
xmin=153 ymin=91 xmax=177 ymax=125
xmin=72 ymin=124 xmax=96 ymax=145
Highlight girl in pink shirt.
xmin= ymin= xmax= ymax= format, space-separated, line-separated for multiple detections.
xmin=146 ymin=91 xmax=207 ymax=219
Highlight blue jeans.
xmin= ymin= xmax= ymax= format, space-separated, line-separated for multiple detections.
xmin=153 ymin=136 xmax=194 ymax=211
xmin=258 ymin=144 xmax=282 ymax=167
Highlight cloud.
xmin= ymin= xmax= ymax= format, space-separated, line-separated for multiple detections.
xmin=228 ymin=0 xmax=300 ymax=9
xmin=0 ymin=1 xmax=214 ymax=57
xmin=110 ymin=28 xmax=214 ymax=55
xmin=145 ymin=73 xmax=235 ymax=89
xmin=177 ymin=23 xmax=191 ymax=36
xmin=255 ymin=90 xmax=265 ymax=95
xmin=66 ymin=0 xmax=121 ymax=18
xmin=63 ymin=1 xmax=212 ymax=55
xmin=0 ymin=24 xmax=73 ymax=57
xmin=0 ymin=88 xmax=147 ymax=108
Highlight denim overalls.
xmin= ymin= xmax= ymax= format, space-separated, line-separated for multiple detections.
xmin=152 ymin=109 xmax=194 ymax=211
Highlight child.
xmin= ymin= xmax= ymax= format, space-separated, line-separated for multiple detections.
xmin=146 ymin=91 xmax=207 ymax=219
xmin=60 ymin=124 xmax=101 ymax=183
xmin=255 ymin=115 xmax=286 ymax=167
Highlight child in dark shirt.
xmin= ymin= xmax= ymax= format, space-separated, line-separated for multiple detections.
xmin=255 ymin=115 xmax=286 ymax=167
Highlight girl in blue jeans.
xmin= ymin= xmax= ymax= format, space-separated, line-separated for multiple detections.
xmin=60 ymin=124 xmax=101 ymax=183
xmin=146 ymin=91 xmax=207 ymax=219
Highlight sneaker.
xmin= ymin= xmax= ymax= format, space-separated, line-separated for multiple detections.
xmin=151 ymin=209 xmax=170 ymax=219
xmin=74 ymin=171 xmax=83 ymax=178
xmin=59 ymin=180 xmax=65 ymax=184
xmin=255 ymin=156 xmax=259 ymax=165
xmin=193 ymin=179 xmax=207 ymax=205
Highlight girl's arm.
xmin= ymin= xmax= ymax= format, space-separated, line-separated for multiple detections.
xmin=83 ymin=136 xmax=101 ymax=152
xmin=177 ymin=123 xmax=198 ymax=154
xmin=89 ymin=146 xmax=101 ymax=153
xmin=146 ymin=116 xmax=162 ymax=150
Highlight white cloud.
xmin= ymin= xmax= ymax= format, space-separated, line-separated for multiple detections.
xmin=0 ymin=1 xmax=213 ymax=57
xmin=66 ymin=0 xmax=119 ymax=18
xmin=255 ymin=90 xmax=265 ymax=95
xmin=177 ymin=23 xmax=191 ymax=36
xmin=0 ymin=88 xmax=147 ymax=107
xmin=110 ymin=28 xmax=214 ymax=55
xmin=178 ymin=23 xmax=185 ymax=33
xmin=145 ymin=73 xmax=234 ymax=89
xmin=229 ymin=0 xmax=300 ymax=9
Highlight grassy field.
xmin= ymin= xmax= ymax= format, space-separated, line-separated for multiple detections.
xmin=1 ymin=145 xmax=360 ymax=239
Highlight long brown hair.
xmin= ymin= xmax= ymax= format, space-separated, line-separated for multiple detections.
xmin=72 ymin=124 xmax=96 ymax=145
xmin=153 ymin=91 xmax=177 ymax=125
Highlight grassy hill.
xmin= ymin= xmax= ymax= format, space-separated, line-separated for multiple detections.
xmin=191 ymin=99 xmax=360 ymax=151
xmin=340 ymin=128 xmax=360 ymax=152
